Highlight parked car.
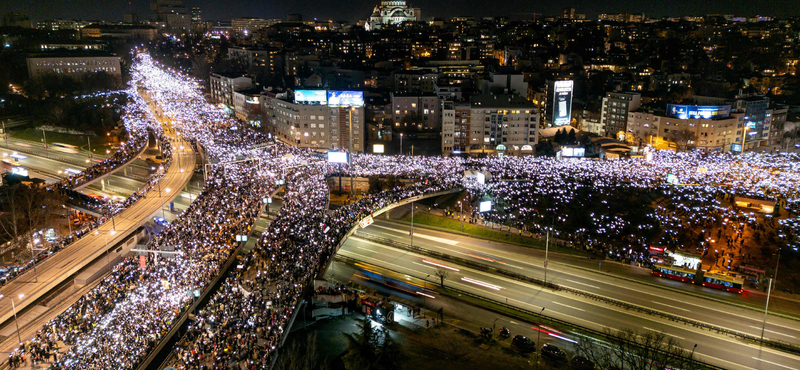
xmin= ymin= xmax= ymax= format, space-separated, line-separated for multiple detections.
xmin=572 ymin=355 xmax=595 ymax=369
xmin=540 ymin=343 xmax=567 ymax=361
xmin=511 ymin=335 xmax=536 ymax=353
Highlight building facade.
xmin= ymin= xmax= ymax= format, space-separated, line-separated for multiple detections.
xmin=390 ymin=93 xmax=440 ymax=129
xmin=261 ymin=91 xmax=365 ymax=153
xmin=210 ymin=73 xmax=253 ymax=109
xmin=626 ymin=109 xmax=744 ymax=152
xmin=26 ymin=55 xmax=121 ymax=78
xmin=442 ymin=94 xmax=538 ymax=157
xmin=601 ymin=91 xmax=641 ymax=139
xmin=233 ymin=88 xmax=263 ymax=127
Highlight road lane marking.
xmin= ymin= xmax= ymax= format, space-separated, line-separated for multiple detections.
xmin=750 ymin=326 xmax=797 ymax=339
xmin=356 ymin=246 xmax=377 ymax=253
xmin=341 ymin=253 xmax=784 ymax=369
xmin=566 ymin=279 xmax=600 ymax=289
xmin=650 ymin=301 xmax=691 ymax=312
xmin=411 ymin=262 xmax=437 ymax=270
xmin=643 ymin=326 xmax=685 ymax=340
xmin=368 ymin=224 xmax=459 ymax=245
xmin=751 ymin=357 xmax=796 ymax=369
xmin=551 ymin=301 xmax=585 ymax=312
xmin=461 ymin=277 xmax=502 ymax=290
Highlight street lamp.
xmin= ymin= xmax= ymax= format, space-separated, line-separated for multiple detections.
xmin=458 ymin=201 xmax=463 ymax=229
xmin=400 ymin=133 xmax=403 ymax=155
xmin=536 ymin=307 xmax=545 ymax=370
xmin=0 ymin=294 xmax=24 ymax=344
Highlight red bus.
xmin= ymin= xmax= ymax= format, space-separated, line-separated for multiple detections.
xmin=652 ymin=263 xmax=744 ymax=294
xmin=651 ymin=263 xmax=695 ymax=283
xmin=702 ymin=273 xmax=744 ymax=294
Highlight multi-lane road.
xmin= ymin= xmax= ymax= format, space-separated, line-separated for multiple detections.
xmin=0 ymin=141 xmax=196 ymax=330
xmin=337 ymin=218 xmax=800 ymax=370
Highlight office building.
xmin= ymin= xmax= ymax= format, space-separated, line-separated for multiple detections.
xmin=261 ymin=90 xmax=365 ymax=153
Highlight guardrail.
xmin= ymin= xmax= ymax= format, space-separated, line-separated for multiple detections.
xmin=352 ymin=232 xmax=800 ymax=357
xmin=333 ymin=254 xmax=728 ymax=370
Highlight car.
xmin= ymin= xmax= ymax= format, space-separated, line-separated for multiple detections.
xmin=145 ymin=157 xmax=162 ymax=164
xmin=511 ymin=335 xmax=536 ymax=353
xmin=572 ymin=355 xmax=595 ymax=370
xmin=540 ymin=343 xmax=567 ymax=361
xmin=153 ymin=216 xmax=169 ymax=226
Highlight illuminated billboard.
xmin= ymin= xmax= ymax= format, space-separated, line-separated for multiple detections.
xmin=553 ymin=80 xmax=573 ymax=126
xmin=479 ymin=200 xmax=492 ymax=213
xmin=327 ymin=91 xmax=364 ymax=107
xmin=561 ymin=147 xmax=585 ymax=157
xmin=294 ymin=90 xmax=327 ymax=105
xmin=327 ymin=151 xmax=348 ymax=163
xmin=667 ymin=104 xmax=731 ymax=119
xmin=373 ymin=144 xmax=385 ymax=154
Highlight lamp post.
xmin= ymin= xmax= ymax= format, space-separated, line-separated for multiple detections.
xmin=458 ymin=200 xmax=463 ymax=229
xmin=760 ymin=249 xmax=781 ymax=342
xmin=536 ymin=307 xmax=545 ymax=370
xmin=400 ymin=133 xmax=403 ymax=155
xmin=410 ymin=201 xmax=415 ymax=248
xmin=178 ymin=145 xmax=184 ymax=173
xmin=544 ymin=226 xmax=550 ymax=283
xmin=690 ymin=344 xmax=697 ymax=368
xmin=1 ymin=294 xmax=24 ymax=345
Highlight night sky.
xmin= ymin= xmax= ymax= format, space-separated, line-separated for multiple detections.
xmin=2 ymin=0 xmax=799 ymax=23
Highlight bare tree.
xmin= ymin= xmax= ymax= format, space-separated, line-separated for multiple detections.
xmin=435 ymin=267 xmax=449 ymax=288
xmin=0 ymin=184 xmax=66 ymax=281
xmin=575 ymin=328 xmax=702 ymax=370
xmin=275 ymin=332 xmax=329 ymax=370
xmin=671 ymin=129 xmax=696 ymax=152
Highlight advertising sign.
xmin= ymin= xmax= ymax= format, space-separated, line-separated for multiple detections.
xmin=553 ymin=80 xmax=573 ymax=126
xmin=667 ymin=104 xmax=731 ymax=119
xmin=295 ymin=90 xmax=328 ymax=105
xmin=327 ymin=151 xmax=348 ymax=163
xmin=731 ymin=143 xmax=742 ymax=152
xmin=327 ymin=91 xmax=364 ymax=107
xmin=479 ymin=200 xmax=492 ymax=213
xmin=373 ymin=144 xmax=385 ymax=154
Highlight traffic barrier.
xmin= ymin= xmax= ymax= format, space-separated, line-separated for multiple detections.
xmin=352 ymin=232 xmax=800 ymax=357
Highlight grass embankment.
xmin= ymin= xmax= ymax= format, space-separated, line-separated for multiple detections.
xmin=400 ymin=212 xmax=593 ymax=258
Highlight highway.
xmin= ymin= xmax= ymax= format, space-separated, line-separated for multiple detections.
xmin=0 ymin=139 xmax=196 ymax=330
xmin=0 ymin=136 xmax=108 ymax=165
xmin=357 ymin=217 xmax=800 ymax=340
xmin=337 ymin=220 xmax=800 ymax=370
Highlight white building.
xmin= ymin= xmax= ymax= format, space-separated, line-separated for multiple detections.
xmin=365 ymin=1 xmax=420 ymax=31
xmin=626 ymin=110 xmax=744 ymax=152
xmin=233 ymin=88 xmax=262 ymax=127
xmin=210 ymin=73 xmax=252 ymax=109
xmin=261 ymin=91 xmax=364 ymax=153
xmin=27 ymin=55 xmax=121 ymax=79
xmin=442 ymin=94 xmax=539 ymax=157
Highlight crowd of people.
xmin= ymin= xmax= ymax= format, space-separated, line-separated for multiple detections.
xmin=1 ymin=80 xmax=175 ymax=288
xmin=11 ymin=51 xmax=800 ymax=370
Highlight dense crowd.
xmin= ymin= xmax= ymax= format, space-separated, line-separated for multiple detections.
xmin=2 ymin=71 xmax=175 ymax=288
xmin=11 ymin=51 xmax=800 ymax=370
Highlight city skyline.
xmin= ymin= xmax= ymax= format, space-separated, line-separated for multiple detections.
xmin=3 ymin=0 xmax=800 ymax=23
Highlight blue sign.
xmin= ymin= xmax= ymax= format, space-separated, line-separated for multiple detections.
xmin=667 ymin=104 xmax=731 ymax=119
xmin=327 ymin=91 xmax=364 ymax=107
xmin=295 ymin=90 xmax=327 ymax=105
xmin=731 ymin=144 xmax=742 ymax=152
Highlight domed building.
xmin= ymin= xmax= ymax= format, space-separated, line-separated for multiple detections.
xmin=365 ymin=1 xmax=421 ymax=30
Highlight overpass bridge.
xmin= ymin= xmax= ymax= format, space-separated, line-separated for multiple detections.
xmin=0 ymin=142 xmax=196 ymax=333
